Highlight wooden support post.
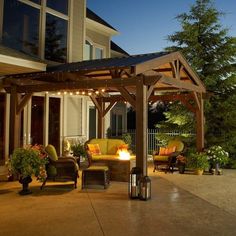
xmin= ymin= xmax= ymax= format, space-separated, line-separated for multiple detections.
xmin=9 ymin=87 xmax=21 ymax=154
xmin=135 ymin=77 xmax=148 ymax=176
xmin=196 ymin=93 xmax=204 ymax=151
xmin=97 ymin=100 xmax=105 ymax=138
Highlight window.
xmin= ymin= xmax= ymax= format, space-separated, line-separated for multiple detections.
xmin=84 ymin=40 xmax=93 ymax=60
xmin=95 ymin=47 xmax=103 ymax=59
xmin=45 ymin=13 xmax=68 ymax=63
xmin=47 ymin=0 xmax=68 ymax=15
xmin=31 ymin=96 xmax=45 ymax=145
xmin=3 ymin=0 xmax=40 ymax=56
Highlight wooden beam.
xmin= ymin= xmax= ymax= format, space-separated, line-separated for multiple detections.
xmin=16 ymin=93 xmax=32 ymax=114
xmin=135 ymin=77 xmax=148 ymax=176
xmin=90 ymin=94 xmax=102 ymax=114
xmin=103 ymin=101 xmax=117 ymax=116
xmin=196 ymin=93 xmax=204 ymax=151
xmin=117 ymin=87 xmax=136 ymax=108
xmin=9 ymin=86 xmax=21 ymax=154
xmin=192 ymin=92 xmax=200 ymax=111
xmin=147 ymin=85 xmax=155 ymax=99
xmin=97 ymin=100 xmax=105 ymax=138
xmin=159 ymin=76 xmax=205 ymax=93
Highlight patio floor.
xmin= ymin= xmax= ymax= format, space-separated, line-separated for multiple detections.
xmin=0 ymin=168 xmax=236 ymax=236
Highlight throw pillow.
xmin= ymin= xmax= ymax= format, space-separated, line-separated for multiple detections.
xmin=87 ymin=144 xmax=102 ymax=155
xmin=159 ymin=146 xmax=176 ymax=155
xmin=159 ymin=147 xmax=166 ymax=155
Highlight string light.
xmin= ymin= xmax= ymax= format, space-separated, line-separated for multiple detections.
xmin=95 ymin=91 xmax=99 ymax=95
xmin=70 ymin=92 xmax=73 ymax=95
xmin=64 ymin=91 xmax=67 ymax=95
xmin=88 ymin=92 xmax=92 ymax=96
xmin=101 ymin=88 xmax=105 ymax=92
xmin=82 ymin=91 xmax=85 ymax=95
xmin=57 ymin=92 xmax=61 ymax=95
xmin=76 ymin=91 xmax=80 ymax=95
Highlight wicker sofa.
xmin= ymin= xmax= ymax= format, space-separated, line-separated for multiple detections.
xmin=85 ymin=138 xmax=135 ymax=182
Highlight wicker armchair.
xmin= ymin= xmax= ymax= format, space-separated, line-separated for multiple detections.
xmin=41 ymin=144 xmax=79 ymax=189
xmin=153 ymin=140 xmax=185 ymax=173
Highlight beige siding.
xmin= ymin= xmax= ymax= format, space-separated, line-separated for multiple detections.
xmin=66 ymin=96 xmax=83 ymax=136
xmin=0 ymin=0 xmax=4 ymax=41
xmin=70 ymin=0 xmax=86 ymax=62
xmin=86 ymin=28 xmax=110 ymax=58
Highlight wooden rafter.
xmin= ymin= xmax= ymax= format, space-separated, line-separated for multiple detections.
xmin=90 ymin=94 xmax=102 ymax=114
xmin=159 ymin=76 xmax=204 ymax=93
xmin=192 ymin=92 xmax=200 ymax=111
xmin=103 ymin=101 xmax=117 ymax=116
xmin=16 ymin=93 xmax=32 ymax=114
xmin=118 ymin=87 xmax=136 ymax=108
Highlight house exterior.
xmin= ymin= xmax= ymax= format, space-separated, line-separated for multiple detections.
xmin=0 ymin=0 xmax=128 ymax=178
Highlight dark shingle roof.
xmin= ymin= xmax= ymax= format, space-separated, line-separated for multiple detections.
xmin=86 ymin=8 xmax=117 ymax=31
xmin=47 ymin=52 xmax=169 ymax=73
xmin=111 ymin=41 xmax=129 ymax=56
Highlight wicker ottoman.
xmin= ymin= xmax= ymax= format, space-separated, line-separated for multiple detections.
xmin=82 ymin=166 xmax=110 ymax=189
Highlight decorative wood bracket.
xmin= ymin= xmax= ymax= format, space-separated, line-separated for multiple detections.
xmin=117 ymin=87 xmax=136 ymax=108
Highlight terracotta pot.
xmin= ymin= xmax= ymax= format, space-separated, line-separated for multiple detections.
xmin=195 ymin=169 xmax=203 ymax=175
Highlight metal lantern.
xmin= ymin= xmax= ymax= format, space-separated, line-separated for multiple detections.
xmin=139 ymin=176 xmax=151 ymax=201
xmin=129 ymin=167 xmax=142 ymax=199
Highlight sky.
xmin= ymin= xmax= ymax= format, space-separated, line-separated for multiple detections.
xmin=87 ymin=0 xmax=236 ymax=55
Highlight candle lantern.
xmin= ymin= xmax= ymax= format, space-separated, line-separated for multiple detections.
xmin=139 ymin=176 xmax=151 ymax=201
xmin=129 ymin=167 xmax=142 ymax=199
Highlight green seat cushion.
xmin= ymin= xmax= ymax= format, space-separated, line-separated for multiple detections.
xmin=89 ymin=139 xmax=108 ymax=155
xmin=86 ymin=166 xmax=109 ymax=171
xmin=107 ymin=139 xmax=125 ymax=155
xmin=45 ymin=144 xmax=58 ymax=161
xmin=153 ymin=155 xmax=169 ymax=162
xmin=92 ymin=154 xmax=119 ymax=161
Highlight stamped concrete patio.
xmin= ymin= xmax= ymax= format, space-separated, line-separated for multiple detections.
xmin=0 ymin=168 xmax=236 ymax=236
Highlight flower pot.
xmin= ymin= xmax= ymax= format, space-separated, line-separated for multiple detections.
xmin=195 ymin=169 xmax=203 ymax=175
xmin=19 ymin=176 xmax=32 ymax=195
xmin=178 ymin=165 xmax=185 ymax=174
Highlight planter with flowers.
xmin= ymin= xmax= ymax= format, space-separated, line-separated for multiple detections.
xmin=188 ymin=152 xmax=209 ymax=175
xmin=10 ymin=145 xmax=48 ymax=195
xmin=207 ymin=145 xmax=229 ymax=175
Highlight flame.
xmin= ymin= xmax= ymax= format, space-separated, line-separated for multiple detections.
xmin=118 ymin=150 xmax=130 ymax=160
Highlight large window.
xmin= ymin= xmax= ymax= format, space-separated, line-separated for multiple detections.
xmin=84 ymin=40 xmax=93 ymax=60
xmin=95 ymin=47 xmax=103 ymax=59
xmin=45 ymin=13 xmax=68 ymax=63
xmin=2 ymin=0 xmax=69 ymax=62
xmin=3 ymin=0 xmax=40 ymax=56
xmin=31 ymin=96 xmax=45 ymax=145
xmin=49 ymin=98 xmax=61 ymax=154
xmin=47 ymin=0 xmax=68 ymax=15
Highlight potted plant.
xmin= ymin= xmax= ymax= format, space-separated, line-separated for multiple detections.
xmin=10 ymin=145 xmax=48 ymax=195
xmin=71 ymin=142 xmax=87 ymax=166
xmin=207 ymin=145 xmax=229 ymax=174
xmin=176 ymin=155 xmax=187 ymax=174
xmin=188 ymin=152 xmax=209 ymax=175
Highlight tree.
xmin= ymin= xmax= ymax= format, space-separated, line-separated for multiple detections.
xmin=158 ymin=0 xmax=236 ymax=158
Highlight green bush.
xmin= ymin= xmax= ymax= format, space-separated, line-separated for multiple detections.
xmin=71 ymin=143 xmax=86 ymax=157
xmin=187 ymin=152 xmax=209 ymax=170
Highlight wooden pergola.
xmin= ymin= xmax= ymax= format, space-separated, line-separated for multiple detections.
xmin=0 ymin=51 xmax=206 ymax=176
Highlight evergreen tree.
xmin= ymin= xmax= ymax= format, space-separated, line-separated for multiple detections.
xmin=158 ymin=0 xmax=236 ymax=158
